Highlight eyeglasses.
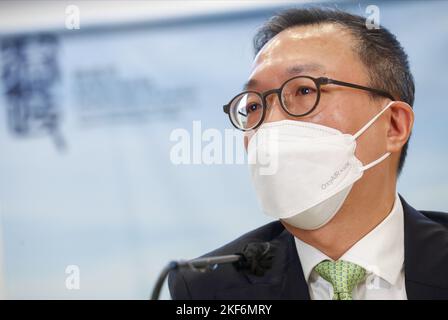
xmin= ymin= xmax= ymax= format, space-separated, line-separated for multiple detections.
xmin=223 ymin=76 xmax=394 ymax=131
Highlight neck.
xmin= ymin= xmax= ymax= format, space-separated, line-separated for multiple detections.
xmin=283 ymin=175 xmax=396 ymax=260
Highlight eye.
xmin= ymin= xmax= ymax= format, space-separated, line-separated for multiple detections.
xmin=296 ymin=86 xmax=316 ymax=96
xmin=246 ymin=103 xmax=261 ymax=113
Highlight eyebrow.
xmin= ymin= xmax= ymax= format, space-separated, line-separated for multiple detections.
xmin=242 ymin=63 xmax=325 ymax=91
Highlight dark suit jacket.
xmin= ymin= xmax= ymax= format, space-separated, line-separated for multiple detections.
xmin=168 ymin=196 xmax=448 ymax=299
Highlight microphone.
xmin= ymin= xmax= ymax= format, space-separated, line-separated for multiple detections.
xmin=150 ymin=241 xmax=275 ymax=300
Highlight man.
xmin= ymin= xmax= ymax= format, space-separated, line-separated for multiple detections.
xmin=169 ymin=8 xmax=448 ymax=299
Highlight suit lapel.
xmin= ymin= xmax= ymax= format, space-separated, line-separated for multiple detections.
xmin=402 ymin=196 xmax=448 ymax=299
xmin=278 ymin=231 xmax=311 ymax=299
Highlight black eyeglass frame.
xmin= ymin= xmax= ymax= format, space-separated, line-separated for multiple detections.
xmin=223 ymin=76 xmax=395 ymax=131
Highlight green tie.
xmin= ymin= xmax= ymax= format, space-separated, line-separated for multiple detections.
xmin=314 ymin=260 xmax=366 ymax=300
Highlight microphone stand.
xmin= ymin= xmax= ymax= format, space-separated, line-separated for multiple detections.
xmin=150 ymin=254 xmax=241 ymax=300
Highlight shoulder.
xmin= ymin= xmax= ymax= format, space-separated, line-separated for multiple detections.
xmin=419 ymin=210 xmax=448 ymax=228
xmin=168 ymin=221 xmax=285 ymax=300
xmin=401 ymin=195 xmax=448 ymax=292
xmin=402 ymin=195 xmax=448 ymax=236
xmin=401 ymin=194 xmax=448 ymax=231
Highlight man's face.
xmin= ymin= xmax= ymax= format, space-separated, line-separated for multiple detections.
xmin=245 ymin=23 xmax=391 ymax=170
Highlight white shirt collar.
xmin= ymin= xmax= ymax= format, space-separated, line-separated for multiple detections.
xmin=294 ymin=193 xmax=404 ymax=286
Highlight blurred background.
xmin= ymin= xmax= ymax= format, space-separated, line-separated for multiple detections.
xmin=0 ymin=0 xmax=446 ymax=299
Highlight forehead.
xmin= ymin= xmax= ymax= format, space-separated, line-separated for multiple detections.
xmin=248 ymin=23 xmax=365 ymax=86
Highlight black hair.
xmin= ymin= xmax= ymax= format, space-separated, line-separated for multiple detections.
xmin=253 ymin=7 xmax=415 ymax=175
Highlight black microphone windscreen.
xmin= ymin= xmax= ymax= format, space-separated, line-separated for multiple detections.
xmin=234 ymin=242 xmax=275 ymax=276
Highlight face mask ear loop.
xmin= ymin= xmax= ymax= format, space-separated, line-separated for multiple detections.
xmin=353 ymin=101 xmax=395 ymax=140
xmin=353 ymin=101 xmax=394 ymax=171
xmin=361 ymin=152 xmax=391 ymax=171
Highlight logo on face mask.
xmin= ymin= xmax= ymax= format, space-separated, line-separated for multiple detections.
xmin=321 ymin=161 xmax=350 ymax=190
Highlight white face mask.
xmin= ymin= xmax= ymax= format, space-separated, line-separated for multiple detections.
xmin=247 ymin=101 xmax=394 ymax=230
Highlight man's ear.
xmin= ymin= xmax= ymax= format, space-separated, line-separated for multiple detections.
xmin=386 ymin=101 xmax=414 ymax=153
